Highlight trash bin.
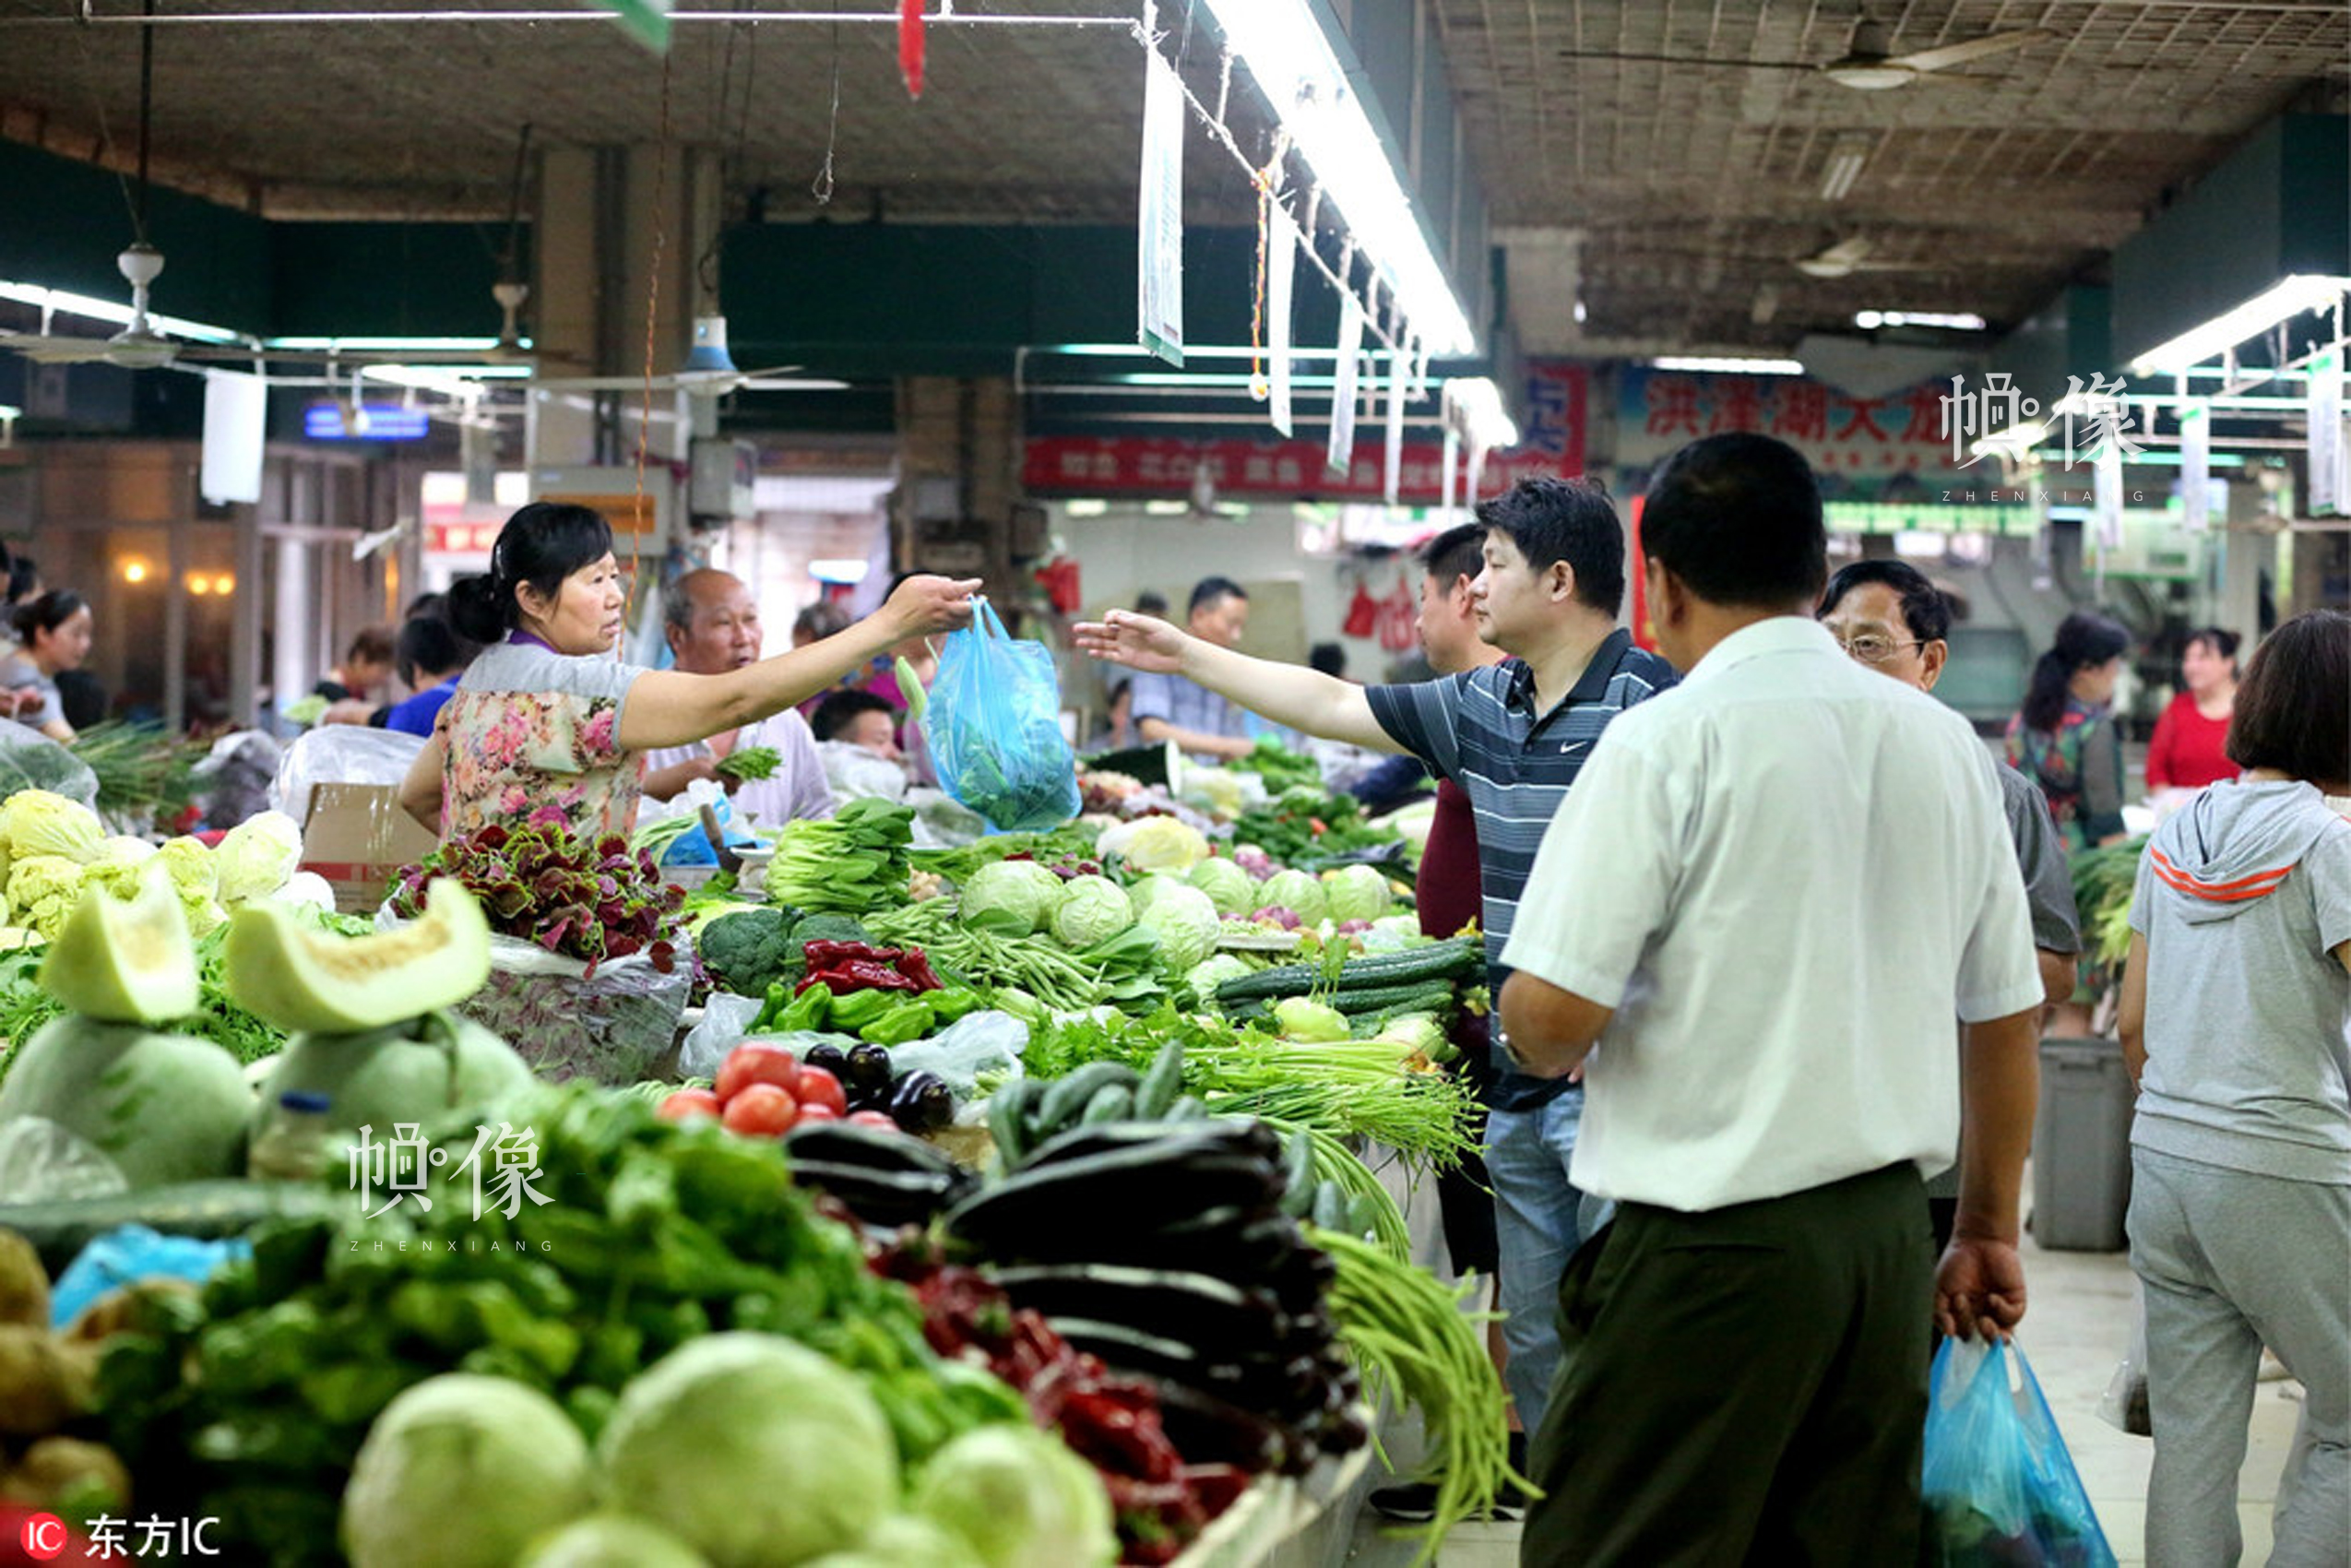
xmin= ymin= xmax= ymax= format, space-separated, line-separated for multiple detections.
xmin=2031 ymin=1037 xmax=2135 ymax=1251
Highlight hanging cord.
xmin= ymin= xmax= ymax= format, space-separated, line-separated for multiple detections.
xmin=628 ymin=45 xmax=676 ymax=616
xmin=1247 ymin=131 xmax=1289 ymax=400
xmin=132 ymin=0 xmax=154 ymax=242
xmin=812 ymin=22 xmax=841 ymax=204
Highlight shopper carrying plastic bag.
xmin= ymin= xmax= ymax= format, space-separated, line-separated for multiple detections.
xmin=1921 ymin=1336 xmax=2117 ymax=1567
xmin=920 ymin=596 xmax=1080 ymax=833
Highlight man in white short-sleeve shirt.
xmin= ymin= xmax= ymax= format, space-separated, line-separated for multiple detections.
xmin=1497 ymin=433 xmax=2046 ymax=1567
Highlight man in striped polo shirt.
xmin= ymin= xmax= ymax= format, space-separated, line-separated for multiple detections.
xmin=1075 ymin=476 xmax=1676 ymax=1446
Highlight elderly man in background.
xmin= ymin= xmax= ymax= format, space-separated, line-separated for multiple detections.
xmin=643 ymin=568 xmax=835 ymax=827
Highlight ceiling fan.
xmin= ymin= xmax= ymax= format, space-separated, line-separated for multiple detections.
xmin=1819 ymin=17 xmax=2054 ymax=91
xmin=1551 ymin=13 xmax=2055 ymax=91
xmin=1794 ymin=237 xmax=1938 ymax=279
xmin=0 ymin=17 xmax=232 ymax=372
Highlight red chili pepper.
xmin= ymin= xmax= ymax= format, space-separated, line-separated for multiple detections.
xmin=809 ymin=959 xmax=919 ymax=993
xmin=896 ymin=947 xmax=945 ymax=992
xmin=802 ymin=940 xmax=902 ymax=967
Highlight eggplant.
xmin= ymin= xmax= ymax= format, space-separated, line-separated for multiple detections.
xmin=888 ymin=1071 xmax=954 ymax=1134
xmin=785 ymin=1158 xmax=966 ymax=1228
xmin=1148 ymin=1381 xmax=1289 ymax=1473
xmin=801 ymin=1041 xmax=849 ymax=1077
xmin=941 ymin=1149 xmax=1285 ymax=1253
xmin=1023 ymin=1117 xmax=1278 ymax=1171
xmin=845 ymin=1043 xmax=895 ymax=1095
xmin=787 ymin=1121 xmax=967 ymax=1182
xmin=986 ymin=1263 xmax=1287 ymax=1351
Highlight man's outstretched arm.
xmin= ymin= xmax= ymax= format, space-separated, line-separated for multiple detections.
xmin=1075 ymin=611 xmax=1399 ymax=753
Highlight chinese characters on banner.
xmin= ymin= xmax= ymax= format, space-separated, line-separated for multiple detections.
xmin=1024 ymin=362 xmax=1589 ymax=504
xmin=1618 ymin=366 xmax=1974 ymax=482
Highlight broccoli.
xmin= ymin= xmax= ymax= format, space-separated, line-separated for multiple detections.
xmin=696 ymin=908 xmax=801 ymax=998
xmin=789 ymin=912 xmax=872 ymax=948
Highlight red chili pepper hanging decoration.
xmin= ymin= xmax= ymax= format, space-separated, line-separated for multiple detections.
xmin=898 ymin=0 xmax=927 ymax=99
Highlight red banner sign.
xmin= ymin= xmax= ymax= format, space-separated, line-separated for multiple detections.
xmin=1024 ymin=362 xmax=1590 ymax=503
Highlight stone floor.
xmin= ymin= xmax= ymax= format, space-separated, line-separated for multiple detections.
xmin=1338 ymin=1231 xmax=2310 ymax=1567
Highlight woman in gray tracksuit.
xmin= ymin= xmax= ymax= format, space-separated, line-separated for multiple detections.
xmin=2119 ymin=609 xmax=2351 ymax=1568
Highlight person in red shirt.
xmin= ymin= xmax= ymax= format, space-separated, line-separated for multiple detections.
xmin=2148 ymin=627 xmax=2243 ymax=793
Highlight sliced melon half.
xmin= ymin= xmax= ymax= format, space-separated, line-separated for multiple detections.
xmin=223 ymin=879 xmax=493 ymax=1034
xmin=36 ymin=863 xmax=199 ymax=1024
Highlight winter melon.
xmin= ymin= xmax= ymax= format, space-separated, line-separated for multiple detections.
xmin=223 ymin=880 xmax=491 ymax=1034
xmin=248 ymin=1013 xmax=535 ymax=1143
xmin=36 ymin=865 xmax=199 ymax=1025
xmin=0 ymin=1016 xmax=250 ymax=1189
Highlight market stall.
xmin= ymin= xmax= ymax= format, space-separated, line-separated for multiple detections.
xmin=0 ymin=725 xmax=1514 ymax=1568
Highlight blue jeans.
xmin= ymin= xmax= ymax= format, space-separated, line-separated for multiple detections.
xmin=1485 ymin=1089 xmax=1598 ymax=1434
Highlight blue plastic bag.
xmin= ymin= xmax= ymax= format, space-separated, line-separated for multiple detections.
xmin=50 ymin=1225 xmax=252 ymax=1330
xmin=1921 ymin=1336 xmax=2116 ymax=1567
xmin=920 ymin=598 xmax=1080 ymax=833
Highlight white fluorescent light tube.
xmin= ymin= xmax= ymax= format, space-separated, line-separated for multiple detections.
xmin=2127 ymin=275 xmax=2351 ymax=375
xmin=1819 ymin=137 xmax=1870 ymax=203
xmin=1651 ymin=355 xmax=1806 ymax=375
xmin=265 ymin=335 xmax=508 ymax=352
xmin=1855 ymin=310 xmax=1987 ymax=331
xmin=1198 ymin=0 xmax=1476 ymax=355
xmin=0 ymin=279 xmax=243 ymax=344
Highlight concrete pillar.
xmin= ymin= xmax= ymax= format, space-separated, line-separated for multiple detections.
xmin=893 ymin=375 xmax=1022 ymax=590
xmin=525 ymin=144 xmax=721 ymax=471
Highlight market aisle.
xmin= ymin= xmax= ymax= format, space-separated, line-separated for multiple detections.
xmin=1339 ymin=1231 xmax=2310 ymax=1566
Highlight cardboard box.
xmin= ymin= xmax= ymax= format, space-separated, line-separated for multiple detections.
xmin=298 ymin=782 xmax=440 ymax=914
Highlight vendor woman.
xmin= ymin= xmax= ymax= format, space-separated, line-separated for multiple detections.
xmin=399 ymin=502 xmax=977 ymax=839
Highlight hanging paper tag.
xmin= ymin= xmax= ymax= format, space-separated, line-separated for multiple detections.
xmin=1267 ymin=214 xmax=1296 ymax=437
xmin=2309 ymin=350 xmax=2343 ymax=516
xmin=898 ymin=0 xmax=927 ymax=98
xmin=1383 ymin=348 xmax=1407 ymax=505
xmin=1327 ymin=295 xmax=1364 ymax=475
xmin=2093 ymin=443 xmax=2124 ymax=552
xmin=592 ymin=0 xmax=671 ymax=53
xmin=1137 ymin=52 xmax=1185 ymax=366
xmin=1441 ymin=424 xmax=1460 ymax=523
xmin=2178 ymin=402 xmax=2211 ymax=531
xmin=1466 ymin=435 xmax=1490 ymax=505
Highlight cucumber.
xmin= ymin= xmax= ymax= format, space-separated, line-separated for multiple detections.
xmin=1134 ymin=1043 xmax=1187 ymax=1119
xmin=1034 ymin=1062 xmax=1141 ymax=1136
xmin=1326 ymin=940 xmax=1481 ymax=990
xmin=1079 ymin=1084 xmax=1134 ymax=1126
xmin=1330 ymin=980 xmax=1457 ymax=1017
xmin=987 ymin=1078 xmax=1042 ymax=1167
xmin=0 ymin=1180 xmax=342 ymax=1274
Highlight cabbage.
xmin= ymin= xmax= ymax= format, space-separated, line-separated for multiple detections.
xmin=216 ymin=810 xmax=303 ymax=904
xmin=1186 ymin=857 xmax=1256 ymax=916
xmin=277 ymin=870 xmax=338 ymax=912
xmin=1134 ymin=881 xmax=1219 ymax=972
xmin=1377 ymin=1012 xmax=1455 ymax=1063
xmin=6 ymin=856 xmax=85 ymax=941
xmin=1272 ymin=996 xmax=1350 ymax=1043
xmin=1323 ymin=864 xmax=1393 ymax=924
xmin=958 ymin=859 xmax=1066 ymax=938
xmin=1 ymin=790 xmax=102 ymax=864
xmin=1182 ymin=954 xmax=1253 ymax=1005
xmin=1048 ymin=875 xmax=1133 ymax=948
xmin=1125 ymin=873 xmax=1191 ymax=918
xmin=803 ymin=1517 xmax=983 ymax=1568
xmin=1109 ymin=814 xmax=1210 ymax=873
xmin=911 ymin=1425 xmax=1117 ymax=1568
xmin=517 ymin=1517 xmax=711 ymax=1568
xmin=341 ymin=1375 xmax=595 ymax=1568
xmin=599 ymin=1333 xmax=898 ymax=1568
xmin=1258 ymin=869 xmax=1327 ymax=927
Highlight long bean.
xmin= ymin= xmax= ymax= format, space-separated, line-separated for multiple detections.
xmin=1308 ymin=1225 xmax=1538 ymax=1564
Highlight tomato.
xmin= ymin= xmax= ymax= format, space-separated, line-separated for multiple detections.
xmin=656 ymin=1088 xmax=723 ymax=1123
xmin=846 ymin=1110 xmax=899 ymax=1132
xmin=793 ymin=1102 xmax=841 ymax=1124
xmin=721 ymin=1083 xmax=799 ymax=1136
xmin=717 ymin=1044 xmax=800 ymax=1104
xmin=792 ymin=1064 xmax=849 ymax=1119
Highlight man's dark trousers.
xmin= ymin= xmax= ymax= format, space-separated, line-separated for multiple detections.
xmin=1520 ymin=1162 xmax=1935 ymax=1566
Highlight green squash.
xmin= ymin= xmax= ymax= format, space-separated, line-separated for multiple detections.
xmin=248 ymin=1012 xmax=536 ymax=1142
xmin=0 ymin=1016 xmax=250 ymax=1189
